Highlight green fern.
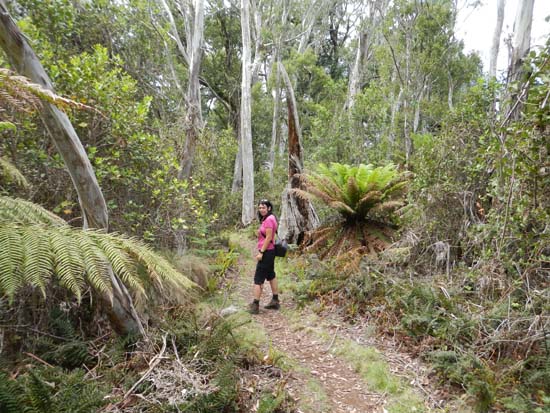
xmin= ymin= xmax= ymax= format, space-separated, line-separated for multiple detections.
xmin=27 ymin=371 xmax=54 ymax=413
xmin=0 ymin=197 xmax=195 ymax=303
xmin=0 ymin=196 xmax=66 ymax=226
xmin=0 ymin=372 xmax=23 ymax=413
xmin=0 ymin=157 xmax=29 ymax=188
xmin=297 ymin=163 xmax=411 ymax=264
xmin=0 ymin=367 xmax=109 ymax=413
xmin=0 ymin=68 xmax=97 ymax=114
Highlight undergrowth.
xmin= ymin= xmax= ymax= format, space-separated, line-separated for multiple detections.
xmin=289 ymin=252 xmax=549 ymax=412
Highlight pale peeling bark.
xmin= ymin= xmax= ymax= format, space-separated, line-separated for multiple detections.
xmin=298 ymin=0 xmax=331 ymax=54
xmin=507 ymin=0 xmax=535 ymax=120
xmin=0 ymin=2 xmax=144 ymax=337
xmin=232 ymin=129 xmax=243 ymax=193
xmin=346 ymin=31 xmax=368 ymax=112
xmin=278 ymin=62 xmax=319 ymax=243
xmin=178 ymin=0 xmax=205 ymax=180
xmin=268 ymin=52 xmax=281 ymax=182
xmin=250 ymin=0 xmax=263 ymax=84
xmin=240 ymin=0 xmax=255 ymax=226
xmin=489 ymin=0 xmax=505 ymax=79
xmin=509 ymin=0 xmax=534 ymax=84
xmin=159 ymin=0 xmax=204 ymax=180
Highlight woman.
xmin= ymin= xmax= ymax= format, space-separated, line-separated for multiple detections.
xmin=248 ymin=199 xmax=280 ymax=314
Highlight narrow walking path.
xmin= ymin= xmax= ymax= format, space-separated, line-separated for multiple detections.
xmin=233 ymin=250 xmax=384 ymax=413
xmin=227 ymin=236 xmax=442 ymax=413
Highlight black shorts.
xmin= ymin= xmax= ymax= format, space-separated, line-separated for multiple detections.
xmin=254 ymin=249 xmax=276 ymax=285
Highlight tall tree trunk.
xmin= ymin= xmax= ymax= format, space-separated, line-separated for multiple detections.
xmin=297 ymin=0 xmax=330 ymax=54
xmin=268 ymin=51 xmax=281 ymax=183
xmin=278 ymin=62 xmax=319 ymax=244
xmin=240 ymin=0 xmax=255 ymax=225
xmin=177 ymin=0 xmax=205 ymax=180
xmin=0 ymin=1 xmax=144 ymax=337
xmin=489 ymin=0 xmax=506 ymax=79
xmin=232 ymin=127 xmax=243 ymax=193
xmin=346 ymin=31 xmax=368 ymax=112
xmin=159 ymin=0 xmax=204 ymax=180
xmin=447 ymin=72 xmax=454 ymax=111
xmin=507 ymin=0 xmax=535 ymax=121
xmin=250 ymin=0 xmax=263 ymax=84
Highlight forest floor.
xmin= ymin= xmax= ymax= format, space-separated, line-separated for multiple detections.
xmin=223 ymin=234 xmax=462 ymax=413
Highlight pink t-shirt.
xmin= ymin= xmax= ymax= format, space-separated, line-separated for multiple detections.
xmin=257 ymin=215 xmax=277 ymax=251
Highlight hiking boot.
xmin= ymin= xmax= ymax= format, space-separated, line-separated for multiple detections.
xmin=264 ymin=299 xmax=280 ymax=310
xmin=248 ymin=301 xmax=259 ymax=314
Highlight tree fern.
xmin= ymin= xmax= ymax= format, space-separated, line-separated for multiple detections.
xmin=302 ymin=163 xmax=411 ymax=263
xmin=0 ymin=198 xmax=194 ymax=302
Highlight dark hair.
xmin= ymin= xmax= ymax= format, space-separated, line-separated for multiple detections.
xmin=257 ymin=199 xmax=274 ymax=222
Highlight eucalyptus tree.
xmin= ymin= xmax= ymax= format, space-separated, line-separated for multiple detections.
xmin=240 ymin=0 xmax=255 ymax=225
xmin=489 ymin=0 xmax=506 ymax=80
xmin=0 ymin=1 xmax=145 ymax=336
xmin=158 ymin=0 xmax=205 ymax=180
xmin=506 ymin=0 xmax=535 ymax=121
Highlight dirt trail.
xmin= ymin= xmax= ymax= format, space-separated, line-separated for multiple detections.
xmin=232 ymin=241 xmax=389 ymax=413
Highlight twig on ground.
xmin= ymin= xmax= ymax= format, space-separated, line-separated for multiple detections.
xmin=23 ymin=352 xmax=54 ymax=368
xmin=324 ymin=326 xmax=340 ymax=352
xmin=123 ymin=334 xmax=168 ymax=400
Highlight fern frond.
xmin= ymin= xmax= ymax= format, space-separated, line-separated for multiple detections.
xmin=356 ymin=191 xmax=383 ymax=216
xmin=370 ymin=200 xmax=405 ymax=214
xmin=27 ymin=370 xmax=54 ymax=412
xmin=0 ymin=194 xmax=194 ymax=303
xmin=112 ymin=234 xmax=195 ymax=300
xmin=0 ymin=68 xmax=98 ymax=114
xmin=0 ymin=226 xmax=24 ymax=299
xmin=328 ymin=200 xmax=355 ymax=217
xmin=288 ymin=188 xmax=315 ymax=203
xmin=0 ymin=157 xmax=29 ymax=188
xmin=50 ymin=229 xmax=86 ymax=301
xmin=344 ymin=176 xmax=361 ymax=207
xmin=0 ymin=372 xmax=22 ymax=413
xmin=74 ymin=231 xmax=112 ymax=296
xmin=91 ymin=232 xmax=142 ymax=298
xmin=306 ymin=226 xmax=338 ymax=252
xmin=0 ymin=196 xmax=66 ymax=226
xmin=21 ymin=226 xmax=52 ymax=297
xmin=383 ymin=180 xmax=409 ymax=199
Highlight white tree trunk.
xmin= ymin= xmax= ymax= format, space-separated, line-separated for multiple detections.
xmin=159 ymin=0 xmax=204 ymax=179
xmin=447 ymin=72 xmax=454 ymax=111
xmin=346 ymin=31 xmax=368 ymax=112
xmin=250 ymin=0 xmax=263 ymax=84
xmin=240 ymin=0 xmax=255 ymax=226
xmin=489 ymin=0 xmax=506 ymax=79
xmin=268 ymin=52 xmax=281 ymax=182
xmin=232 ymin=128 xmax=243 ymax=192
xmin=0 ymin=1 xmax=144 ymax=337
xmin=298 ymin=0 xmax=330 ymax=54
xmin=507 ymin=0 xmax=535 ymax=121
xmin=509 ymin=0 xmax=534 ymax=84
xmin=177 ymin=0 xmax=205 ymax=180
